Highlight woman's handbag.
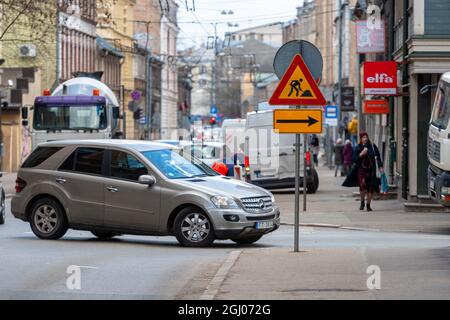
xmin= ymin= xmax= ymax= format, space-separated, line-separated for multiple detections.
xmin=380 ymin=172 xmax=389 ymax=194
xmin=371 ymin=144 xmax=381 ymax=179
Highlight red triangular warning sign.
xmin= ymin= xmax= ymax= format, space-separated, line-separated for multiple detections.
xmin=269 ymin=54 xmax=326 ymax=106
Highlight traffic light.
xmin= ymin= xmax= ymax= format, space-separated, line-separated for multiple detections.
xmin=209 ymin=116 xmax=216 ymax=126
xmin=133 ymin=107 xmax=143 ymax=120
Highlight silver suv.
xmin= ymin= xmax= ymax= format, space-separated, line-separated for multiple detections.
xmin=11 ymin=140 xmax=280 ymax=246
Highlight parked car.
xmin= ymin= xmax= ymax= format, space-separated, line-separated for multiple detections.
xmin=0 ymin=173 xmax=5 ymax=225
xmin=11 ymin=140 xmax=280 ymax=246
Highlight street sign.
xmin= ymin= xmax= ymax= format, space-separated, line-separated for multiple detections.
xmin=273 ymin=40 xmax=323 ymax=83
xmin=273 ymin=109 xmax=323 ymax=134
xmin=324 ymin=105 xmax=338 ymax=127
xmin=325 ymin=105 xmax=338 ymax=119
xmin=340 ymin=87 xmax=355 ymax=111
xmin=363 ymin=61 xmax=397 ymax=95
xmin=131 ymin=90 xmax=142 ymax=101
xmin=269 ymin=55 xmax=326 ymax=106
xmin=363 ymin=99 xmax=389 ymax=114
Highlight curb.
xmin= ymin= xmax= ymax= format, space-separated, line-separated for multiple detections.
xmin=199 ymin=250 xmax=242 ymax=300
xmin=281 ymin=222 xmax=342 ymax=229
xmin=281 ymin=222 xmax=430 ymax=234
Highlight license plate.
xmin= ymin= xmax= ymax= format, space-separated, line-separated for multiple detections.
xmin=255 ymin=221 xmax=274 ymax=230
xmin=430 ymin=178 xmax=435 ymax=191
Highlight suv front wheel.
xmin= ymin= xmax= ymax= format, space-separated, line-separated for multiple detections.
xmin=174 ymin=207 xmax=215 ymax=247
xmin=30 ymin=198 xmax=68 ymax=240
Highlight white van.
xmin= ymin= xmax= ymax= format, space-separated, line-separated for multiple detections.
xmin=245 ymin=110 xmax=319 ymax=193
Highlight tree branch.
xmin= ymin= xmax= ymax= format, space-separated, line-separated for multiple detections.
xmin=0 ymin=0 xmax=34 ymax=41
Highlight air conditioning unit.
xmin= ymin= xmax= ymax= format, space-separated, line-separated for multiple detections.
xmin=19 ymin=44 xmax=37 ymax=58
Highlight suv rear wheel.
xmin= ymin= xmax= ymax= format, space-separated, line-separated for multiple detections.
xmin=174 ymin=207 xmax=215 ymax=247
xmin=30 ymin=198 xmax=68 ymax=240
xmin=0 ymin=191 xmax=5 ymax=225
xmin=307 ymin=169 xmax=319 ymax=194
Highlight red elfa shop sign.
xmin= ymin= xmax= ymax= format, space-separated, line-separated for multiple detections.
xmin=363 ymin=61 xmax=397 ymax=95
xmin=363 ymin=100 xmax=389 ymax=114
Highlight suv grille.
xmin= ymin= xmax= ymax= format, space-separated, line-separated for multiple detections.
xmin=240 ymin=196 xmax=273 ymax=213
xmin=428 ymin=137 xmax=441 ymax=162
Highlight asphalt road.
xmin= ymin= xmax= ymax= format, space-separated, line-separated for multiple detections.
xmin=1 ymin=199 xmax=450 ymax=299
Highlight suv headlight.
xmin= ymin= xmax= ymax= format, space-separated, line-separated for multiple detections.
xmin=270 ymin=193 xmax=275 ymax=203
xmin=211 ymin=196 xmax=240 ymax=209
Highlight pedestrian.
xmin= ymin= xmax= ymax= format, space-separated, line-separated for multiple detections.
xmin=310 ymin=134 xmax=320 ymax=166
xmin=342 ymin=139 xmax=353 ymax=175
xmin=342 ymin=132 xmax=383 ymax=212
xmin=347 ymin=115 xmax=358 ymax=146
xmin=333 ymin=138 xmax=344 ymax=177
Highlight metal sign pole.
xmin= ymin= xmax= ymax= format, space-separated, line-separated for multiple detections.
xmin=294 ymin=132 xmax=300 ymax=253
xmin=303 ymin=134 xmax=308 ymax=211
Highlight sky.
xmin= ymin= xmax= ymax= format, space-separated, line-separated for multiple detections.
xmin=176 ymin=0 xmax=304 ymax=49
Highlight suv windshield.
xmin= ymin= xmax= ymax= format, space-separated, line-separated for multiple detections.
xmin=431 ymin=80 xmax=450 ymax=130
xmin=142 ymin=149 xmax=218 ymax=179
xmin=33 ymin=104 xmax=107 ymax=130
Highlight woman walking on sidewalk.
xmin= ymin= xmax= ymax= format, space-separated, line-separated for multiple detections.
xmin=342 ymin=132 xmax=383 ymax=212
xmin=342 ymin=140 xmax=353 ymax=175
xmin=333 ymin=138 xmax=344 ymax=177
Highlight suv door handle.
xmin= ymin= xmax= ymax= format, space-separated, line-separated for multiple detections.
xmin=56 ymin=177 xmax=66 ymax=184
xmin=107 ymin=186 xmax=119 ymax=193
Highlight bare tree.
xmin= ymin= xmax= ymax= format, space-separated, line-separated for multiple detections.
xmin=0 ymin=0 xmax=115 ymax=43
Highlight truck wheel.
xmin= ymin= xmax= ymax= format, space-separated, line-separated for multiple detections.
xmin=91 ymin=231 xmax=117 ymax=239
xmin=0 ymin=191 xmax=5 ymax=225
xmin=231 ymin=235 xmax=262 ymax=245
xmin=307 ymin=169 xmax=319 ymax=194
xmin=30 ymin=198 xmax=68 ymax=240
xmin=174 ymin=207 xmax=215 ymax=247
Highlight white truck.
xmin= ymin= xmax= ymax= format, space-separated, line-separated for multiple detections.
xmin=428 ymin=72 xmax=450 ymax=206
xmin=245 ymin=110 xmax=319 ymax=193
xmin=23 ymin=74 xmax=123 ymax=150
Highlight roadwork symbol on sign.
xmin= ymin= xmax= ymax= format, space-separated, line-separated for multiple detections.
xmin=269 ymin=54 xmax=326 ymax=106
xmin=273 ymin=109 xmax=323 ymax=134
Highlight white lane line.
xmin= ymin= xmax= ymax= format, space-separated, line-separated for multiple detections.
xmin=199 ymin=250 xmax=242 ymax=300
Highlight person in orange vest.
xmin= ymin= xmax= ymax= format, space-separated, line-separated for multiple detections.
xmin=347 ymin=115 xmax=359 ymax=146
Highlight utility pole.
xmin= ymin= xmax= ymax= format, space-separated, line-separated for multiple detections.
xmin=337 ymin=0 xmax=344 ymax=139
xmin=211 ymin=22 xmax=218 ymax=110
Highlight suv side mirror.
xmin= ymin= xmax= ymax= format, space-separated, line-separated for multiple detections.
xmin=138 ymin=175 xmax=156 ymax=186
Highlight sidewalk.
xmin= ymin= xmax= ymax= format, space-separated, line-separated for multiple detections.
xmin=0 ymin=172 xmax=16 ymax=197
xmin=274 ymin=165 xmax=450 ymax=234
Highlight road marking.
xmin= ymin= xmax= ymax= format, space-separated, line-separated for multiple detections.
xmin=199 ymin=250 xmax=242 ymax=300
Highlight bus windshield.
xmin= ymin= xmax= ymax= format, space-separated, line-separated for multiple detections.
xmin=431 ymin=81 xmax=450 ymax=130
xmin=33 ymin=104 xmax=107 ymax=131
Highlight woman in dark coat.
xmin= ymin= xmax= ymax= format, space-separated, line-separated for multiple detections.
xmin=342 ymin=140 xmax=353 ymax=175
xmin=342 ymin=132 xmax=383 ymax=212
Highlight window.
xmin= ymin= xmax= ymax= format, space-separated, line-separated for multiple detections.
xmin=59 ymin=151 xmax=76 ymax=171
xmin=110 ymin=150 xmax=148 ymax=181
xmin=74 ymin=148 xmax=105 ymax=175
xmin=431 ymin=81 xmax=450 ymax=130
xmin=142 ymin=149 xmax=217 ymax=179
xmin=22 ymin=147 xmax=63 ymax=168
xmin=33 ymin=104 xmax=107 ymax=131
